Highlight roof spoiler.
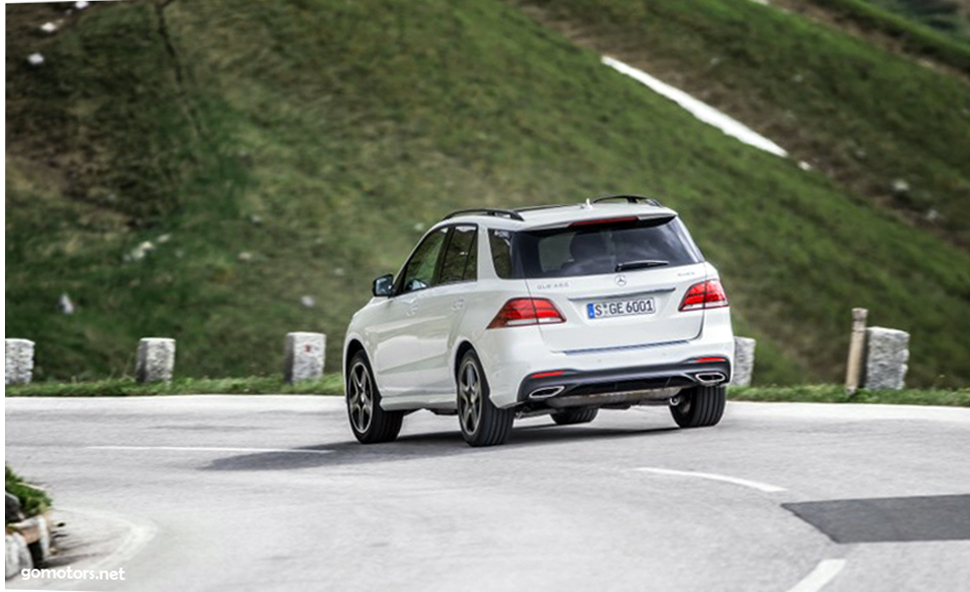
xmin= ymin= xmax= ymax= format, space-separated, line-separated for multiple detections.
xmin=591 ymin=194 xmax=664 ymax=207
xmin=442 ymin=208 xmax=525 ymax=222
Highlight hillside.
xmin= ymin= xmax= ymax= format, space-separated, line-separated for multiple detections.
xmin=817 ymin=0 xmax=970 ymax=48
xmin=5 ymin=0 xmax=970 ymax=386
xmin=519 ymin=0 xmax=970 ymax=249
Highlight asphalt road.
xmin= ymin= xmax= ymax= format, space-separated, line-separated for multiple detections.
xmin=5 ymin=395 xmax=970 ymax=592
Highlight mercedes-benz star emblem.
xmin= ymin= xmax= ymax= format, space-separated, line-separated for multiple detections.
xmin=615 ymin=274 xmax=627 ymax=287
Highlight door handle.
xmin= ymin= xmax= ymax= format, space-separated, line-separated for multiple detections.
xmin=406 ymin=299 xmax=418 ymax=317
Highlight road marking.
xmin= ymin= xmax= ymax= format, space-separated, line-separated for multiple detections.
xmin=786 ymin=559 xmax=847 ymax=592
xmin=633 ymin=467 xmax=786 ymax=493
xmin=48 ymin=507 xmax=158 ymax=589
xmin=88 ymin=445 xmax=332 ymax=455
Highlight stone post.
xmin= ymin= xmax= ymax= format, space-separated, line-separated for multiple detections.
xmin=5 ymin=339 xmax=35 ymax=385
xmin=863 ymin=327 xmax=909 ymax=390
xmin=135 ymin=338 xmax=176 ymax=384
xmin=845 ymin=308 xmax=868 ymax=394
xmin=284 ymin=332 xmax=326 ymax=383
xmin=730 ymin=337 xmax=756 ymax=387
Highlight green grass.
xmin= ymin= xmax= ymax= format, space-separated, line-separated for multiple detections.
xmin=523 ymin=0 xmax=970 ymax=245
xmin=4 ymin=375 xmax=344 ymax=397
xmin=5 ymin=466 xmax=52 ymax=522
xmin=5 ymin=0 xmax=970 ymax=388
xmin=730 ymin=384 xmax=970 ymax=406
xmin=8 ymin=375 xmax=967 ymax=408
xmin=815 ymin=0 xmax=970 ymax=51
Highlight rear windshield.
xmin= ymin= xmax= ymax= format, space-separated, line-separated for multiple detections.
xmin=489 ymin=216 xmax=703 ymax=279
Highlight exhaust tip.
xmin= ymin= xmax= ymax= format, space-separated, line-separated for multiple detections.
xmin=529 ymin=386 xmax=565 ymax=400
xmin=695 ymin=372 xmax=726 ymax=386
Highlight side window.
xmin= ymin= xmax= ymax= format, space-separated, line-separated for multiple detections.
xmin=439 ymin=225 xmax=478 ymax=285
xmin=399 ymin=227 xmax=448 ymax=294
xmin=488 ymin=229 xmax=513 ymax=279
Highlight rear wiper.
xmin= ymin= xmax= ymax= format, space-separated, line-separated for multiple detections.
xmin=615 ymin=259 xmax=669 ymax=272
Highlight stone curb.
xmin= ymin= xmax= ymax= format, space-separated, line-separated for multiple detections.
xmin=5 ymin=515 xmax=52 ymax=579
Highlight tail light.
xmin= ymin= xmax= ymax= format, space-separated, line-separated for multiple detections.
xmin=679 ymin=279 xmax=728 ymax=311
xmin=487 ymin=298 xmax=566 ymax=329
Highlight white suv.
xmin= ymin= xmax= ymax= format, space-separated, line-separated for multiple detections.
xmin=343 ymin=196 xmax=734 ymax=446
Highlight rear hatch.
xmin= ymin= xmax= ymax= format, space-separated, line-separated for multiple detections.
xmin=514 ymin=214 xmax=707 ymax=353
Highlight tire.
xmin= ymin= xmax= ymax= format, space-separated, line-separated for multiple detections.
xmin=457 ymin=350 xmax=515 ymax=447
xmin=551 ymin=407 xmax=599 ymax=426
xmin=670 ymin=385 xmax=726 ymax=428
xmin=346 ymin=352 xmax=403 ymax=444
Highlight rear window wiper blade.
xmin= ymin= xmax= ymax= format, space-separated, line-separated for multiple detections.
xmin=615 ymin=259 xmax=669 ymax=272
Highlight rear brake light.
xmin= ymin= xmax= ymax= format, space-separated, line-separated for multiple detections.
xmin=689 ymin=357 xmax=728 ymax=364
xmin=679 ymin=280 xmax=729 ymax=311
xmin=569 ymin=216 xmax=638 ymax=227
xmin=487 ymin=298 xmax=566 ymax=329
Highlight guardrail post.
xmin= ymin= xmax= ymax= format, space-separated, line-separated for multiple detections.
xmin=285 ymin=332 xmax=326 ymax=383
xmin=730 ymin=337 xmax=756 ymax=387
xmin=135 ymin=338 xmax=176 ymax=384
xmin=863 ymin=327 xmax=909 ymax=390
xmin=5 ymin=339 xmax=35 ymax=385
xmin=845 ymin=308 xmax=868 ymax=394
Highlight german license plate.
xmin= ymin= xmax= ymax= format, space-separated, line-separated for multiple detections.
xmin=587 ymin=298 xmax=656 ymax=319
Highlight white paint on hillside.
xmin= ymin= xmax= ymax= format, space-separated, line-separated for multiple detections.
xmin=602 ymin=56 xmax=789 ymax=158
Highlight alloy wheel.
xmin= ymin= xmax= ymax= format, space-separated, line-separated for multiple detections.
xmin=458 ymin=359 xmax=482 ymax=435
xmin=348 ymin=361 xmax=373 ymax=434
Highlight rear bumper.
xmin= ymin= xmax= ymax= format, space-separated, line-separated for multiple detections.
xmin=475 ymin=307 xmax=734 ymax=408
xmin=515 ymin=359 xmax=731 ymax=407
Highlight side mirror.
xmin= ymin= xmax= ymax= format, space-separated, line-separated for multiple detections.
xmin=372 ymin=274 xmax=394 ymax=297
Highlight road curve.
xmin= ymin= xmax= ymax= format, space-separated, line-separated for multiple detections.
xmin=5 ymin=396 xmax=969 ymax=592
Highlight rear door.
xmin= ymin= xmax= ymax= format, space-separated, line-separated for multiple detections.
xmin=515 ymin=216 xmax=706 ymax=353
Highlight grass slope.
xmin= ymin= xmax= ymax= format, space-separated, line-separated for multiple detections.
xmin=819 ymin=0 xmax=970 ymax=50
xmin=5 ymin=0 xmax=970 ymax=386
xmin=522 ymin=0 xmax=970 ymax=248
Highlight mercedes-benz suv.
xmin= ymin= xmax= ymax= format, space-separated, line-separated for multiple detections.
xmin=343 ymin=195 xmax=734 ymax=446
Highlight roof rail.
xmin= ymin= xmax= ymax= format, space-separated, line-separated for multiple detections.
xmin=591 ymin=194 xmax=663 ymax=207
xmin=513 ymin=204 xmax=569 ymax=213
xmin=443 ymin=208 xmax=525 ymax=222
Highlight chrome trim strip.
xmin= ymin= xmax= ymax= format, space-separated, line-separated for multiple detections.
xmin=561 ymin=339 xmax=690 ymax=356
xmin=567 ymin=287 xmax=676 ymax=302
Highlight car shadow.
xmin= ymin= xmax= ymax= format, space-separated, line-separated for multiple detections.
xmin=202 ymin=423 xmax=680 ymax=472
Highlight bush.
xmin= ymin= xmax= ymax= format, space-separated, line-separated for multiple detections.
xmin=5 ymin=466 xmax=52 ymax=522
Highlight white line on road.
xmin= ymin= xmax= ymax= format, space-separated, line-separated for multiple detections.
xmin=46 ymin=506 xmax=159 ymax=590
xmin=88 ymin=445 xmax=332 ymax=455
xmin=786 ymin=559 xmax=847 ymax=592
xmin=633 ymin=467 xmax=787 ymax=493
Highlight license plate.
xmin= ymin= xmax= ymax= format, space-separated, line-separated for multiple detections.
xmin=587 ymin=298 xmax=656 ymax=319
